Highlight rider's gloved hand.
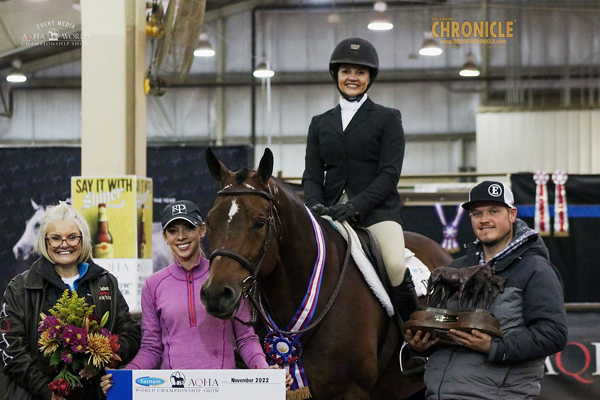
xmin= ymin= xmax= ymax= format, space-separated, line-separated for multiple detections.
xmin=328 ymin=202 xmax=358 ymax=222
xmin=309 ymin=203 xmax=328 ymax=216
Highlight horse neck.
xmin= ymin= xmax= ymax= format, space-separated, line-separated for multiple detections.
xmin=259 ymin=187 xmax=322 ymax=327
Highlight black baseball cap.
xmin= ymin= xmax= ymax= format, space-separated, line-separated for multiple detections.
xmin=462 ymin=181 xmax=516 ymax=211
xmin=161 ymin=200 xmax=203 ymax=230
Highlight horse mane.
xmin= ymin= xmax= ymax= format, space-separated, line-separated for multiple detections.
xmin=269 ymin=177 xmax=306 ymax=209
xmin=234 ymin=168 xmax=251 ymax=184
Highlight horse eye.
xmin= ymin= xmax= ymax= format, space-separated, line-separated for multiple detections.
xmin=254 ymin=219 xmax=266 ymax=229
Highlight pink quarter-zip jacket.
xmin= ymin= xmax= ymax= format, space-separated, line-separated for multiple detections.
xmin=126 ymin=255 xmax=268 ymax=370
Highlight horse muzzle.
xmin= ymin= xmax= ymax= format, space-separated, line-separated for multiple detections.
xmin=200 ymin=283 xmax=242 ymax=320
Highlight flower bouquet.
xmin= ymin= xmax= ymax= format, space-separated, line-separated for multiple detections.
xmin=38 ymin=290 xmax=121 ymax=399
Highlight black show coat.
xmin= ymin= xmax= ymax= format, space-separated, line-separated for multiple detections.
xmin=302 ymin=97 xmax=405 ymax=227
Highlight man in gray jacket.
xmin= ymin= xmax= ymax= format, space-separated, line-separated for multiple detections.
xmin=407 ymin=181 xmax=568 ymax=399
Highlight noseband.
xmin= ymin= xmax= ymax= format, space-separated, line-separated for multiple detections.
xmin=208 ymin=187 xmax=280 ymax=294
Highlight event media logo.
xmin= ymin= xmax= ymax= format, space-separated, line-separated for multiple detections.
xmin=21 ymin=20 xmax=88 ymax=47
xmin=431 ymin=17 xmax=515 ymax=45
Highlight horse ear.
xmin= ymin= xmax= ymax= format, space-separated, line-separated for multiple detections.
xmin=256 ymin=148 xmax=274 ymax=185
xmin=31 ymin=199 xmax=41 ymax=210
xmin=206 ymin=148 xmax=232 ymax=183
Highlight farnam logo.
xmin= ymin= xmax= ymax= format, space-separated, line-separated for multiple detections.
xmin=135 ymin=376 xmax=165 ymax=386
xmin=431 ymin=17 xmax=515 ymax=45
xmin=21 ymin=20 xmax=89 ymax=47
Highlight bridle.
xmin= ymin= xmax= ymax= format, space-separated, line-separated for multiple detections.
xmin=208 ymin=187 xmax=281 ymax=295
xmin=207 ymin=184 xmax=352 ymax=337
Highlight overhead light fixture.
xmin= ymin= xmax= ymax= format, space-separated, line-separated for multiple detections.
xmin=327 ymin=13 xmax=341 ymax=24
xmin=459 ymin=54 xmax=480 ymax=77
xmin=253 ymin=61 xmax=274 ymax=78
xmin=6 ymin=59 xmax=27 ymax=83
xmin=72 ymin=1 xmax=81 ymax=12
xmin=194 ymin=33 xmax=215 ymax=57
xmin=419 ymin=38 xmax=443 ymax=56
xmin=368 ymin=1 xmax=393 ymax=31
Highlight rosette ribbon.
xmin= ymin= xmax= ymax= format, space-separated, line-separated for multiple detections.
xmin=434 ymin=203 xmax=464 ymax=254
xmin=533 ymin=170 xmax=550 ymax=236
xmin=552 ymin=170 xmax=569 ymax=237
xmin=263 ymin=206 xmax=326 ymax=390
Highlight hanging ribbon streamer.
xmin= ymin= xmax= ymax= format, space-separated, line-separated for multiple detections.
xmin=533 ymin=170 xmax=551 ymax=236
xmin=552 ymin=170 xmax=569 ymax=237
xmin=434 ymin=203 xmax=464 ymax=254
xmin=263 ymin=206 xmax=326 ymax=391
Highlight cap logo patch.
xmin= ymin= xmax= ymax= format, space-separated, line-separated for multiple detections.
xmin=488 ymin=184 xmax=502 ymax=197
xmin=350 ymin=44 xmax=360 ymax=50
xmin=172 ymin=204 xmax=187 ymax=215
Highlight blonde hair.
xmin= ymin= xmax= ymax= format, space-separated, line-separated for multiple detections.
xmin=34 ymin=201 xmax=92 ymax=265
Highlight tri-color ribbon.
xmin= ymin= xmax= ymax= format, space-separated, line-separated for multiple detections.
xmin=434 ymin=203 xmax=464 ymax=254
xmin=263 ymin=206 xmax=326 ymax=390
xmin=552 ymin=170 xmax=569 ymax=237
xmin=533 ymin=170 xmax=550 ymax=236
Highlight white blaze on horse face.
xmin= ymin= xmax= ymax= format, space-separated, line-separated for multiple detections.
xmin=228 ymin=199 xmax=239 ymax=224
xmin=243 ymin=183 xmax=256 ymax=190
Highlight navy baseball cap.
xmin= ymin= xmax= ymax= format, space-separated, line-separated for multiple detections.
xmin=462 ymin=181 xmax=515 ymax=211
xmin=161 ymin=200 xmax=203 ymax=230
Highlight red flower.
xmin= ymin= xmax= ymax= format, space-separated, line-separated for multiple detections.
xmin=49 ymin=378 xmax=71 ymax=397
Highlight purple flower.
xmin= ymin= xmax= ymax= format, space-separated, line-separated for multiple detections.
xmin=38 ymin=316 xmax=60 ymax=332
xmin=61 ymin=350 xmax=74 ymax=364
xmin=61 ymin=325 xmax=78 ymax=347
xmin=99 ymin=328 xmax=110 ymax=338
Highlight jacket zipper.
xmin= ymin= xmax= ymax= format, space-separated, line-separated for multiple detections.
xmin=437 ymin=348 xmax=456 ymax=398
xmin=187 ymin=272 xmax=196 ymax=326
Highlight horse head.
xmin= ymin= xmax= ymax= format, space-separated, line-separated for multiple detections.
xmin=13 ymin=199 xmax=46 ymax=261
xmin=200 ymin=148 xmax=280 ymax=319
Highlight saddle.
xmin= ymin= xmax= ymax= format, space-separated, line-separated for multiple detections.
xmin=403 ymin=307 xmax=503 ymax=345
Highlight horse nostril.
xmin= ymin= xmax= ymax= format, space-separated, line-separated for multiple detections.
xmin=218 ymin=286 xmax=236 ymax=305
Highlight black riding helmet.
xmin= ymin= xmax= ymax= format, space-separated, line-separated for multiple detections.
xmin=329 ymin=37 xmax=379 ymax=100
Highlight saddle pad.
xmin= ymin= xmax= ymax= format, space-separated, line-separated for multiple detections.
xmin=327 ymin=218 xmax=394 ymax=317
xmin=405 ymin=250 xmax=431 ymax=298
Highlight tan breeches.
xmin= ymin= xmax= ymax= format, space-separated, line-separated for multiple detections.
xmin=366 ymin=220 xmax=407 ymax=287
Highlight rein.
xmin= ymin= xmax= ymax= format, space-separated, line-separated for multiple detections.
xmin=208 ymin=185 xmax=352 ymax=337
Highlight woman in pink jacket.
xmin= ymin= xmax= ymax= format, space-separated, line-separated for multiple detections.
xmin=101 ymin=200 xmax=290 ymax=393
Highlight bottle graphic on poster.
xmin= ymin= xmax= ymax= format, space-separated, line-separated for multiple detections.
xmin=139 ymin=205 xmax=147 ymax=258
xmin=94 ymin=203 xmax=114 ymax=258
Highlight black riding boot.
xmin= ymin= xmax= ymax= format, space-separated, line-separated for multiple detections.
xmin=389 ymin=270 xmax=418 ymax=322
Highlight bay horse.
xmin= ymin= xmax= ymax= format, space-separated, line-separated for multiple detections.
xmin=200 ymin=148 xmax=452 ymax=400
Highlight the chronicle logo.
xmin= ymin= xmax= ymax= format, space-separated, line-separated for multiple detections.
xmin=21 ymin=20 xmax=89 ymax=47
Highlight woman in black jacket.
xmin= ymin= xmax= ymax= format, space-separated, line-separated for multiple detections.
xmin=302 ymin=37 xmax=417 ymax=321
xmin=1 ymin=201 xmax=141 ymax=400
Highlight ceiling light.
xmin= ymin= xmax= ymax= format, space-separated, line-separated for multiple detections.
xmin=368 ymin=17 xmax=393 ymax=31
xmin=72 ymin=1 xmax=81 ymax=12
xmin=368 ymin=1 xmax=393 ymax=31
xmin=459 ymin=61 xmax=480 ymax=77
xmin=419 ymin=38 xmax=443 ymax=56
xmin=327 ymin=13 xmax=341 ymax=24
xmin=6 ymin=59 xmax=27 ymax=83
xmin=253 ymin=62 xmax=274 ymax=78
xmin=194 ymin=41 xmax=215 ymax=57
xmin=194 ymin=33 xmax=214 ymax=57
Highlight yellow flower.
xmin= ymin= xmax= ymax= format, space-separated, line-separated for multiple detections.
xmin=38 ymin=330 xmax=60 ymax=356
xmin=86 ymin=333 xmax=112 ymax=368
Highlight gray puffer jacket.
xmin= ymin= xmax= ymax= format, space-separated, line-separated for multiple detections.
xmin=424 ymin=219 xmax=568 ymax=400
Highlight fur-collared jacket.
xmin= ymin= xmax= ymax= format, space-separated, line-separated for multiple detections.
xmin=424 ymin=219 xmax=568 ymax=400
xmin=1 ymin=257 xmax=141 ymax=400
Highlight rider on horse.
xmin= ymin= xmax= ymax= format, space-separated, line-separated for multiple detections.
xmin=302 ymin=37 xmax=418 ymax=322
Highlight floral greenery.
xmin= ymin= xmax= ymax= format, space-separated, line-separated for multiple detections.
xmin=38 ymin=290 xmax=120 ymax=398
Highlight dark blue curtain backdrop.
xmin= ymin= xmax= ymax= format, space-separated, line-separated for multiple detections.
xmin=0 ymin=145 xmax=253 ymax=301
